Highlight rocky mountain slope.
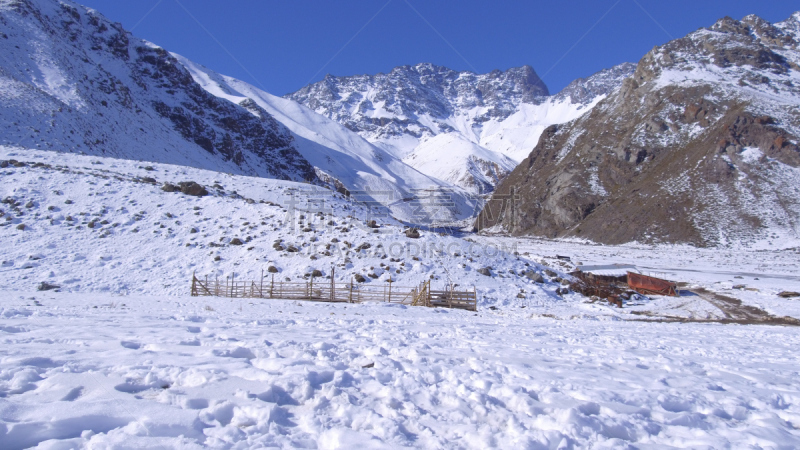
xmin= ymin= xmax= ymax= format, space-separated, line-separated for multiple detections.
xmin=0 ymin=0 xmax=479 ymax=223
xmin=287 ymin=62 xmax=634 ymax=193
xmin=477 ymin=13 xmax=800 ymax=247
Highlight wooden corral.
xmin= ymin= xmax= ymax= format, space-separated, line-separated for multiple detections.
xmin=570 ymin=270 xmax=629 ymax=307
xmin=570 ymin=266 xmax=679 ymax=307
xmin=190 ymin=271 xmax=477 ymax=311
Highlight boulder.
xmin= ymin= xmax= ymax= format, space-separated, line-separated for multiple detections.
xmin=178 ymin=181 xmax=208 ymax=197
xmin=37 ymin=282 xmax=60 ymax=291
xmin=524 ymin=271 xmax=544 ymax=283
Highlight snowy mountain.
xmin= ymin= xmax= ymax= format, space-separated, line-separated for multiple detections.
xmin=172 ymin=56 xmax=478 ymax=224
xmin=477 ymin=13 xmax=800 ymax=247
xmin=0 ymin=0 xmax=477 ymax=224
xmin=287 ymin=62 xmax=634 ymax=193
xmin=0 ymin=0 xmax=316 ymax=182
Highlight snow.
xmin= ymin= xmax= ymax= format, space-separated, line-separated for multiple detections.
xmin=480 ymin=235 xmax=800 ymax=320
xmin=3 ymin=292 xmax=800 ymax=448
xmin=739 ymin=146 xmax=763 ymax=164
xmin=402 ymin=134 xmax=517 ymax=194
xmin=479 ymin=98 xmax=605 ymax=163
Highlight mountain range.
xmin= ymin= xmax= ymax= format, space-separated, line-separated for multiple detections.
xmin=2 ymin=0 xmax=798 ymax=246
xmin=287 ymin=62 xmax=635 ymax=194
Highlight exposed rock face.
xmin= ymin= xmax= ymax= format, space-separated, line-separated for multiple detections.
xmin=287 ymin=63 xmax=549 ymax=141
xmin=552 ymin=63 xmax=637 ymax=104
xmin=476 ymin=13 xmax=800 ymax=247
xmin=0 ymin=0 xmax=317 ymax=182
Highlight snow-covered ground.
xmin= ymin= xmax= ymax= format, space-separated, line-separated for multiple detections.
xmin=3 ymin=146 xmax=800 ymax=448
xmin=3 ymin=292 xmax=800 ymax=448
xmin=0 ymin=146 xmax=560 ymax=305
xmin=479 ymin=236 xmax=800 ymax=321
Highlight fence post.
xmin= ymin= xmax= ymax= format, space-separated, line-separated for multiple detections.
xmin=270 ymin=273 xmax=274 ymax=299
xmin=260 ymin=269 xmax=264 ymax=298
xmin=426 ymin=280 xmax=431 ymax=307
xmin=349 ymin=277 xmax=354 ymax=303
xmin=309 ymin=274 xmax=313 ymax=300
xmin=330 ymin=266 xmax=335 ymax=302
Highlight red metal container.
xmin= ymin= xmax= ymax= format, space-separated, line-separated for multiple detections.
xmin=627 ymin=272 xmax=677 ymax=296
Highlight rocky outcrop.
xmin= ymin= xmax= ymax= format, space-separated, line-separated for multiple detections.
xmin=287 ymin=63 xmax=550 ymax=141
xmin=476 ymin=13 xmax=800 ymax=247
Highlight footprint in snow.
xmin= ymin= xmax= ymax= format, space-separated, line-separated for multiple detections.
xmin=18 ymin=357 xmax=60 ymax=368
xmin=120 ymin=341 xmax=141 ymax=350
xmin=212 ymin=347 xmax=255 ymax=359
xmin=60 ymin=386 xmax=83 ymax=401
xmin=184 ymin=398 xmax=209 ymax=410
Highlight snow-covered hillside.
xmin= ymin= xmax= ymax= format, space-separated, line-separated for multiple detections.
xmin=0 ymin=146 xmax=561 ymax=305
xmin=287 ymin=63 xmax=635 ymax=193
xmin=401 ymin=134 xmax=517 ymax=196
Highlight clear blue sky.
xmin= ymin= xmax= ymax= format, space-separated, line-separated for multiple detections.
xmin=78 ymin=0 xmax=799 ymax=96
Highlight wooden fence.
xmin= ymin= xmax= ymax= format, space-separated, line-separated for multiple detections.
xmin=190 ymin=271 xmax=477 ymax=311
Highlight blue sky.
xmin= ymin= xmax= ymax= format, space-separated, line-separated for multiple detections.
xmin=78 ymin=0 xmax=799 ymax=96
